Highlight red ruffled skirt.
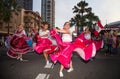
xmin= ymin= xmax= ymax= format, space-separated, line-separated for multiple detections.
xmin=7 ymin=35 xmax=32 ymax=58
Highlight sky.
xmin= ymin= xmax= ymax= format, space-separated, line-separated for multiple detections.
xmin=33 ymin=0 xmax=120 ymax=28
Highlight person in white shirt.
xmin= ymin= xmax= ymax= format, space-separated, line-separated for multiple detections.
xmin=55 ymin=22 xmax=74 ymax=77
xmin=39 ymin=22 xmax=50 ymax=65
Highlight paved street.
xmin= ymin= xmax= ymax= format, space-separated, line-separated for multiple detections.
xmin=0 ymin=47 xmax=120 ymax=79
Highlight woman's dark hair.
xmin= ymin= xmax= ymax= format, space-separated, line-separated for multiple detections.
xmin=17 ymin=24 xmax=24 ymax=28
xmin=63 ymin=22 xmax=69 ymax=26
xmin=42 ymin=22 xmax=48 ymax=26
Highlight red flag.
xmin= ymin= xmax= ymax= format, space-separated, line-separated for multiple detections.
xmin=94 ymin=21 xmax=104 ymax=36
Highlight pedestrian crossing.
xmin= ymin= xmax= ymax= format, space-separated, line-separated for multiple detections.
xmin=35 ymin=63 xmax=54 ymax=79
xmin=35 ymin=73 xmax=50 ymax=79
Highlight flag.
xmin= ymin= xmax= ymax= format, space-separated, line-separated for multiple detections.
xmin=94 ymin=21 xmax=104 ymax=36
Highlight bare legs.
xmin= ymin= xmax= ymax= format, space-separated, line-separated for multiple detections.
xmin=43 ymin=52 xmax=49 ymax=65
xmin=17 ymin=54 xmax=23 ymax=61
xmin=67 ymin=61 xmax=74 ymax=72
xmin=59 ymin=65 xmax=64 ymax=77
xmin=59 ymin=61 xmax=74 ymax=77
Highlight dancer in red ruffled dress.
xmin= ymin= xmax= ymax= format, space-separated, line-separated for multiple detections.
xmin=75 ymin=27 xmax=96 ymax=59
xmin=50 ymin=22 xmax=74 ymax=77
xmin=50 ymin=26 xmax=97 ymax=77
xmin=50 ymin=25 xmax=105 ymax=78
xmin=34 ymin=22 xmax=57 ymax=66
xmin=7 ymin=24 xmax=32 ymax=61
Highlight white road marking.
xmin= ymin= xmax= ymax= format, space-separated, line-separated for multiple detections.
xmin=46 ymin=74 xmax=50 ymax=79
xmin=44 ymin=63 xmax=54 ymax=68
xmin=35 ymin=73 xmax=50 ymax=79
xmin=35 ymin=62 xmax=54 ymax=79
xmin=51 ymin=63 xmax=54 ymax=69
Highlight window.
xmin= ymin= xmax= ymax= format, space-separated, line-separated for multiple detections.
xmin=47 ymin=1 xmax=51 ymax=3
xmin=0 ymin=23 xmax=3 ymax=29
xmin=47 ymin=5 xmax=51 ymax=8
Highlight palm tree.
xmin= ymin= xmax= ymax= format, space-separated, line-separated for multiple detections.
xmin=70 ymin=0 xmax=99 ymax=34
xmin=0 ymin=0 xmax=18 ymax=35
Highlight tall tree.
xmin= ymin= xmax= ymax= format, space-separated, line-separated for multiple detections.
xmin=70 ymin=0 xmax=99 ymax=34
xmin=0 ymin=0 xmax=18 ymax=35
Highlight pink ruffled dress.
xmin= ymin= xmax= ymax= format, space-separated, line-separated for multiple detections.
xmin=34 ymin=29 xmax=57 ymax=54
xmin=50 ymin=30 xmax=96 ymax=68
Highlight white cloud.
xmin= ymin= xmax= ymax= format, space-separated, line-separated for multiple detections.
xmin=87 ymin=0 xmax=120 ymax=25
xmin=102 ymin=0 xmax=120 ymax=24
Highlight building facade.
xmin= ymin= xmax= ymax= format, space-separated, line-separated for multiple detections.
xmin=41 ymin=0 xmax=55 ymax=29
xmin=16 ymin=0 xmax=33 ymax=10
xmin=0 ymin=9 xmax=42 ymax=43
